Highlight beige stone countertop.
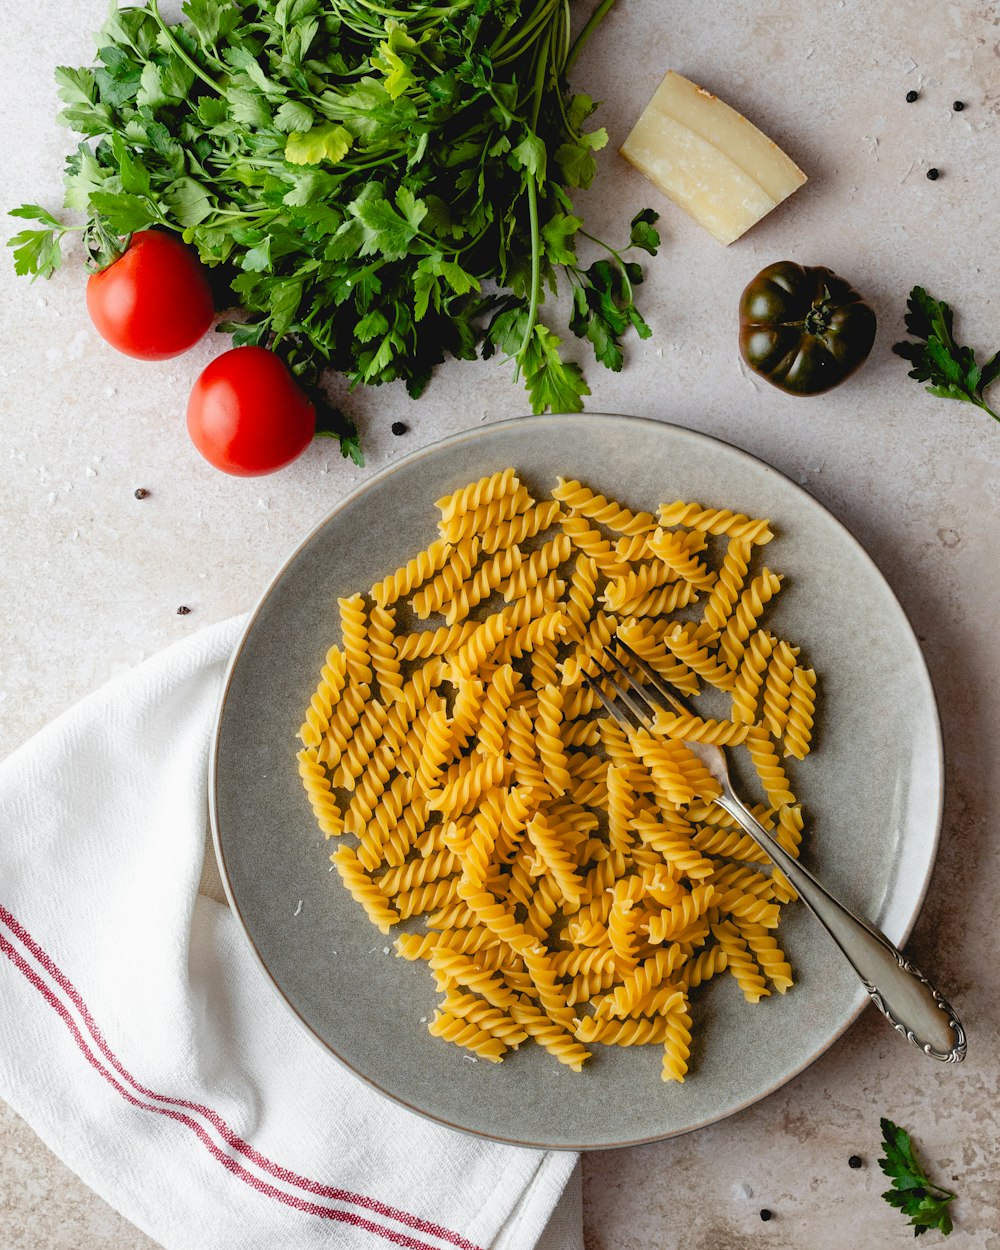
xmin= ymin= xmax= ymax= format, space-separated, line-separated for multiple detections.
xmin=2 ymin=1 xmax=999 ymax=1247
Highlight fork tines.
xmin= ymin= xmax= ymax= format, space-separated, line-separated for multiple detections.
xmin=584 ymin=638 xmax=694 ymax=733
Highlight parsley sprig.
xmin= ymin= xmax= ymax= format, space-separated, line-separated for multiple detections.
xmin=879 ymin=1117 xmax=957 ymax=1237
xmin=893 ymin=286 xmax=999 ymax=423
xmin=6 ymin=0 xmax=659 ymax=458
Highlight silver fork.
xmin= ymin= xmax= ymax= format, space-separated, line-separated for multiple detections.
xmin=585 ymin=640 xmax=966 ymax=1063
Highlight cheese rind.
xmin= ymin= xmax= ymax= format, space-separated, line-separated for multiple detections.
xmin=621 ymin=71 xmax=807 ymax=245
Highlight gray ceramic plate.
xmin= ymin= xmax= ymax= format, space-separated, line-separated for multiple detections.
xmin=210 ymin=414 xmax=942 ymax=1150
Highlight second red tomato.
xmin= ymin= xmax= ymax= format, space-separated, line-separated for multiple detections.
xmin=186 ymin=347 xmax=316 ymax=477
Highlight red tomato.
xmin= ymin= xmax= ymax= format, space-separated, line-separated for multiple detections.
xmin=85 ymin=230 xmax=214 ymax=360
xmin=186 ymin=346 xmax=316 ymax=477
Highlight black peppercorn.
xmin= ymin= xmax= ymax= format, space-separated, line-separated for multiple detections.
xmin=849 ymin=1155 xmax=864 ymax=1169
xmin=953 ymin=100 xmax=965 ymax=112
xmin=926 ymin=167 xmax=940 ymax=180
xmin=760 ymin=1209 xmax=773 ymax=1222
xmin=905 ymin=89 xmax=919 ymax=103
xmin=391 ymin=421 xmax=407 ymax=436
xmin=176 ymin=605 xmax=191 ymax=615
xmin=133 ymin=487 xmax=149 ymax=500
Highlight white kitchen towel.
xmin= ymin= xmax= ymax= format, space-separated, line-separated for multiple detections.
xmin=0 ymin=617 xmax=582 ymax=1250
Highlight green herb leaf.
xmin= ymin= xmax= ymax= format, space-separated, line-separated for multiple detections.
xmin=6 ymin=226 xmax=64 ymax=279
xmin=522 ymin=325 xmax=590 ymax=414
xmin=629 ymin=208 xmax=660 ymax=256
xmin=878 ymin=1117 xmax=957 ymax=1238
xmin=893 ymin=286 xmax=999 ymax=422
xmin=284 ymin=122 xmax=354 ymax=166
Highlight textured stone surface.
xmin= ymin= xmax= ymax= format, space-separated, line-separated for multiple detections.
xmin=2 ymin=0 xmax=999 ymax=1246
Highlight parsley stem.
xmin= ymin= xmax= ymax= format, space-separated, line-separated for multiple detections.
xmin=492 ymin=0 xmax=560 ymax=65
xmin=977 ymin=397 xmax=1000 ymax=421
xmin=148 ymin=0 xmax=224 ymax=94
xmin=565 ymin=0 xmax=619 ymax=75
xmin=516 ymin=173 xmax=542 ymax=371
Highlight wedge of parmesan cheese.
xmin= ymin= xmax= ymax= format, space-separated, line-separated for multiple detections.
xmin=620 ymin=71 xmax=807 ymax=245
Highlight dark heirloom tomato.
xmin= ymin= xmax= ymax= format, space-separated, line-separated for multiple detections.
xmin=738 ymin=261 xmax=877 ymax=396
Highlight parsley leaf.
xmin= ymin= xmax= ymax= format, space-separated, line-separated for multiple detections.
xmin=893 ymin=287 xmax=999 ymax=422
xmin=878 ymin=1117 xmax=957 ymax=1237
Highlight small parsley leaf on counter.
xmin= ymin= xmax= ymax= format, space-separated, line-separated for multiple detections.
xmin=893 ymin=286 xmax=1000 ymax=422
xmin=878 ymin=1117 xmax=956 ymax=1237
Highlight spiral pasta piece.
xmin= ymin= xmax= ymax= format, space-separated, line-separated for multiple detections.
xmin=445 ymin=545 xmax=523 ymax=625
xmin=395 ymin=621 xmax=479 ymax=661
xmin=663 ymin=624 xmax=736 ymax=691
xmin=338 ymin=594 xmax=372 ymax=687
xmin=336 ymin=700 xmax=390 ymax=789
xmin=427 ymin=752 xmax=507 ymax=818
xmin=607 ymin=877 xmax=645 ymax=969
xmin=762 ymin=639 xmax=798 ymax=738
xmin=651 ymin=712 xmax=750 ymax=747
xmin=699 ymin=539 xmax=752 ymax=634
xmin=371 ymin=537 xmax=452 ymax=607
xmin=378 ymin=848 xmax=459 ymax=897
xmin=479 ymin=498 xmax=563 ymax=553
xmin=660 ymin=1000 xmax=693 ymax=1082
xmin=559 ymin=612 xmax=618 ymax=686
xmin=330 ymin=846 xmax=400 ymax=933
xmin=526 ymin=813 xmax=584 ymax=908
xmin=367 ymin=603 xmax=404 ymax=705
xmin=622 ymin=580 xmax=701 ymax=618
xmin=296 ymin=748 xmax=343 ymax=837
xmin=441 ymin=487 xmax=532 ymax=543
xmin=730 ymin=630 xmax=774 ymax=726
xmin=718 ymin=570 xmax=783 ymax=671
xmin=597 ymin=946 xmax=681 ymax=1019
xmin=448 ymin=677 xmax=487 ymax=757
xmin=427 ymin=1011 xmax=508 ymax=1061
xmin=410 ymin=537 xmax=480 ymax=619
xmin=647 ymin=527 xmax=717 ymax=590
xmin=784 ymin=666 xmax=817 ymax=760
xmin=658 ymin=500 xmax=773 ymax=545
xmin=616 ymin=618 xmax=700 ymax=696
xmin=603 ymin=561 xmax=675 ymax=613
xmin=745 ymin=725 xmax=797 ymax=807
xmin=712 ymin=921 xmax=770 ymax=1002
xmin=676 ymin=945 xmax=728 ymax=992
xmin=436 ymin=468 xmax=520 ymax=524
xmin=441 ymin=992 xmax=530 ymax=1047
xmin=510 ymin=1001 xmax=592 ymax=1070
xmin=534 ymin=683 xmax=572 ymax=796
xmin=575 ymin=1014 xmax=671 ymax=1045
xmin=560 ymin=515 xmax=629 ymax=578
xmin=448 ymin=609 xmax=513 ymax=680
xmin=298 ymin=646 xmax=347 ymax=748
xmin=502 ymin=532 xmax=572 ymax=602
xmin=631 ymin=816 xmax=715 ymax=879
xmin=645 ymin=884 xmax=720 ymax=943
xmin=736 ymin=922 xmax=794 ymax=992
xmin=553 ymin=477 xmax=656 ymax=535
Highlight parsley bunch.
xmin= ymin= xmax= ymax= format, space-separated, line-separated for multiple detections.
xmin=7 ymin=0 xmax=659 ymax=460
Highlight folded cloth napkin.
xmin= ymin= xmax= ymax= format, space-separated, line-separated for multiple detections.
xmin=0 ymin=618 xmax=582 ymax=1250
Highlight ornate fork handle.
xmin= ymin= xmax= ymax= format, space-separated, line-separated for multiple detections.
xmin=719 ymin=786 xmax=966 ymax=1063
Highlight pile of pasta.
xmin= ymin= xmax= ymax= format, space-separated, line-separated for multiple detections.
xmin=297 ymin=469 xmax=817 ymax=1083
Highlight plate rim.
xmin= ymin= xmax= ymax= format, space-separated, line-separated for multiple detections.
xmin=209 ymin=412 xmax=944 ymax=1151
